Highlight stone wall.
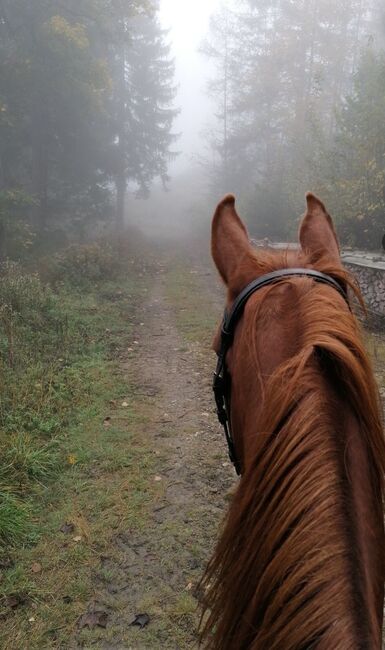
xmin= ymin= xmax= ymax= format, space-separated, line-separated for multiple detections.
xmin=343 ymin=261 xmax=385 ymax=321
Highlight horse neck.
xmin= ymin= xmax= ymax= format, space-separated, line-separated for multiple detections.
xmin=242 ymin=370 xmax=384 ymax=648
xmin=340 ymin=404 xmax=385 ymax=642
xmin=202 ymin=366 xmax=385 ymax=650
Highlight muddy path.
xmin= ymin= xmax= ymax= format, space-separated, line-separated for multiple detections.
xmin=73 ymin=256 xmax=236 ymax=649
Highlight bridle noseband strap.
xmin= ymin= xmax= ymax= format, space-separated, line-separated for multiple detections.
xmin=213 ymin=268 xmax=349 ymax=475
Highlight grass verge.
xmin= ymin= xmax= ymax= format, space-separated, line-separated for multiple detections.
xmin=0 ymin=254 xmax=160 ymax=648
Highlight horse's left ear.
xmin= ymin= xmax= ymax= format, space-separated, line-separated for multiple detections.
xmin=299 ymin=193 xmax=341 ymax=265
xmin=212 ymin=194 xmax=259 ymax=296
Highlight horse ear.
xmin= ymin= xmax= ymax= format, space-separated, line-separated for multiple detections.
xmin=299 ymin=193 xmax=341 ymax=265
xmin=211 ymin=194 xmax=258 ymax=295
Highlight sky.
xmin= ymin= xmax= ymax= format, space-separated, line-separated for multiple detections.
xmin=158 ymin=0 xmax=221 ymax=172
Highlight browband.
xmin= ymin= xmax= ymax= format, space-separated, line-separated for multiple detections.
xmin=222 ymin=268 xmax=348 ymax=343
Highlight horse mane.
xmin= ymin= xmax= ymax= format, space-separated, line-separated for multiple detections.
xmin=200 ymin=252 xmax=385 ymax=649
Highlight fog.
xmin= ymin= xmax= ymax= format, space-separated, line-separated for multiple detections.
xmin=159 ymin=0 xmax=220 ymax=173
xmin=2 ymin=3 xmax=385 ymax=646
xmin=130 ymin=0 xmax=385 ymax=250
xmin=1 ymin=0 xmax=385 ymax=256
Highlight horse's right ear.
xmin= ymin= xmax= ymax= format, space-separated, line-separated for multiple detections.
xmin=211 ymin=195 xmax=258 ymax=296
xmin=299 ymin=193 xmax=341 ymax=266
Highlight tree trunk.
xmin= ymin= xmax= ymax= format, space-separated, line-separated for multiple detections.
xmin=31 ymin=113 xmax=49 ymax=233
xmin=0 ymin=219 xmax=7 ymax=263
xmin=114 ymin=15 xmax=128 ymax=232
xmin=115 ymin=171 xmax=126 ymax=231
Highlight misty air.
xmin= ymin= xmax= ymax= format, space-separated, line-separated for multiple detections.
xmin=1 ymin=1 xmax=385 ymax=648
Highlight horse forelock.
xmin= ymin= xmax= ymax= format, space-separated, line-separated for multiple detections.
xmin=200 ymin=252 xmax=385 ymax=650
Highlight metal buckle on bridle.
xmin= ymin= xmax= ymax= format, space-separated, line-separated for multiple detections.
xmin=212 ymin=268 xmax=349 ymax=476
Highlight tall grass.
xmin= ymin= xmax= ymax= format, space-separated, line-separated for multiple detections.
xmin=0 ymin=241 xmax=127 ymax=549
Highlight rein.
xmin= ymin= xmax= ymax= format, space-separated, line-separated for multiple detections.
xmin=213 ymin=268 xmax=350 ymax=475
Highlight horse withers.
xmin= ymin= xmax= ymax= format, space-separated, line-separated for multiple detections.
xmin=200 ymin=194 xmax=385 ymax=649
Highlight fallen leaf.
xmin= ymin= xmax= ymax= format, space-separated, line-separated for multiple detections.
xmin=60 ymin=522 xmax=75 ymax=534
xmin=67 ymin=454 xmax=77 ymax=466
xmin=72 ymin=536 xmax=82 ymax=543
xmin=28 ymin=617 xmax=35 ymax=622
xmin=78 ymin=610 xmax=108 ymax=629
xmin=185 ymin=582 xmax=193 ymax=591
xmin=154 ymin=476 xmax=162 ymax=482
xmin=121 ymin=401 xmax=129 ymax=407
xmin=31 ymin=563 xmax=42 ymax=574
xmin=130 ymin=613 xmax=150 ymax=629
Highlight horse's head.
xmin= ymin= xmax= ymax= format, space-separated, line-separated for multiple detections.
xmin=211 ymin=193 xmax=350 ymax=474
xmin=205 ymin=194 xmax=385 ymax=650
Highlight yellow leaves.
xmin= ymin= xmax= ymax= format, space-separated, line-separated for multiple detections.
xmin=45 ymin=16 xmax=89 ymax=51
xmin=67 ymin=454 xmax=77 ymax=466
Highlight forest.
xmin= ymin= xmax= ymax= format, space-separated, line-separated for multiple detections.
xmin=1 ymin=1 xmax=385 ymax=252
xmin=203 ymin=0 xmax=385 ymax=248
xmin=0 ymin=0 xmax=177 ymax=260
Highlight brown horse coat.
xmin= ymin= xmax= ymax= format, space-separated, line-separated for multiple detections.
xmin=200 ymin=194 xmax=385 ymax=649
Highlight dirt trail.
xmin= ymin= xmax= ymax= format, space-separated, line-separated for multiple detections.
xmin=74 ymin=260 xmax=236 ymax=649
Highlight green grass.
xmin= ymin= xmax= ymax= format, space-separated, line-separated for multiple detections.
xmin=0 ymin=493 xmax=33 ymax=546
xmin=164 ymin=264 xmax=218 ymax=344
xmin=0 ymin=251 xmax=163 ymax=648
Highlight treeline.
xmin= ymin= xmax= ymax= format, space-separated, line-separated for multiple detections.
xmin=0 ymin=0 xmax=178 ymax=259
xmin=203 ymin=0 xmax=385 ymax=248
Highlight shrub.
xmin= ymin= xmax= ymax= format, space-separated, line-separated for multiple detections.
xmin=0 ymin=261 xmax=66 ymax=368
xmin=49 ymin=242 xmax=121 ymax=286
xmin=0 ymin=434 xmax=60 ymax=487
xmin=0 ymin=260 xmax=55 ymax=319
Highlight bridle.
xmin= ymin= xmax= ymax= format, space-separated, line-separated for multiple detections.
xmin=213 ymin=268 xmax=350 ymax=475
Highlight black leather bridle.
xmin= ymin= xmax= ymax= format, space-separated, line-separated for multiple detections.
xmin=213 ymin=268 xmax=350 ymax=475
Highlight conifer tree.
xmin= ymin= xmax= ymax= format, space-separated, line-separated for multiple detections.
xmin=0 ymin=0 xmax=178 ymax=242
xmin=109 ymin=5 xmax=178 ymax=228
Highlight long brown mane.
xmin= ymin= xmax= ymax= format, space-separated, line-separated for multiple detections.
xmin=200 ymin=197 xmax=385 ymax=649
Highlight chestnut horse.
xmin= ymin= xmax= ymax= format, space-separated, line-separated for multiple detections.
xmin=200 ymin=194 xmax=385 ymax=649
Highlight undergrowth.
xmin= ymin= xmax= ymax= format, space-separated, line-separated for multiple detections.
xmin=0 ymin=238 xmax=161 ymax=647
xmin=0 ymin=241 xmax=139 ymax=548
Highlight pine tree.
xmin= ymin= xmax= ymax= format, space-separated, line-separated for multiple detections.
xmin=109 ymin=5 xmax=179 ymax=228
xmin=0 ymin=0 xmax=111 ymax=236
xmin=0 ymin=0 xmax=178 ymax=243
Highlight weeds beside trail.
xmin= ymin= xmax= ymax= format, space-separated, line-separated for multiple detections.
xmin=1 ymin=242 xmax=384 ymax=649
xmin=0 ymin=244 xmax=161 ymax=648
xmin=0 ymin=243 xmax=236 ymax=649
